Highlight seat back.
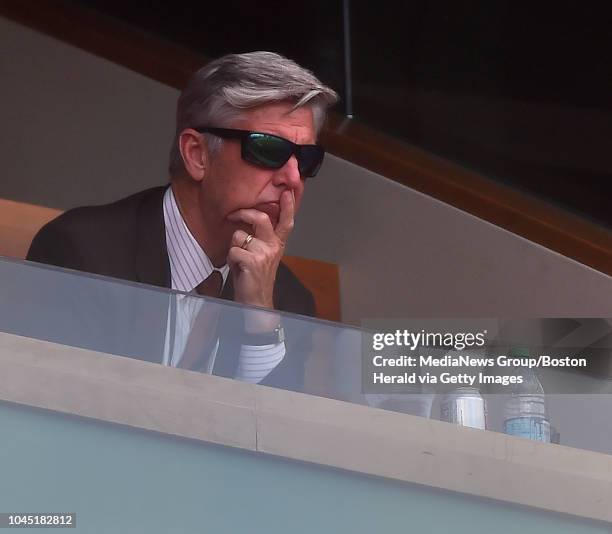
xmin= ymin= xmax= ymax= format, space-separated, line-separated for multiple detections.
xmin=281 ymin=255 xmax=340 ymax=322
xmin=0 ymin=199 xmax=62 ymax=260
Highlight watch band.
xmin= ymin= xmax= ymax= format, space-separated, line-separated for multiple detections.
xmin=242 ymin=324 xmax=285 ymax=346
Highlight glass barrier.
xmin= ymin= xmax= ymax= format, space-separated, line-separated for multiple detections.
xmin=1 ymin=256 xmax=611 ymax=457
xmin=0 ymin=256 xmax=361 ymax=399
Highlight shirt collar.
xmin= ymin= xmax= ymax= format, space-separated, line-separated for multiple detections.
xmin=163 ymin=186 xmax=230 ymax=293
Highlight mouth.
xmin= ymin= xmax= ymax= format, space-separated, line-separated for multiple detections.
xmin=253 ymin=201 xmax=280 ymax=226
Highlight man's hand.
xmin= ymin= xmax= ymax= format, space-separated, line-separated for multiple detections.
xmin=226 ymin=189 xmax=294 ymax=312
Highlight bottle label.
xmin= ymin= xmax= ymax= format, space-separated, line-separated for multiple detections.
xmin=504 ymin=417 xmax=551 ymax=442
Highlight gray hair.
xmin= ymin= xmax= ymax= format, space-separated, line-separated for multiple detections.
xmin=168 ymin=51 xmax=338 ymax=177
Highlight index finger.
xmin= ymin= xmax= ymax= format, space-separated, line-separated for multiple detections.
xmin=275 ymin=189 xmax=295 ymax=243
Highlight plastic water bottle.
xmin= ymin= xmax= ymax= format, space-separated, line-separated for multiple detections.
xmin=503 ymin=348 xmax=551 ymax=442
xmin=440 ymin=387 xmax=486 ymax=429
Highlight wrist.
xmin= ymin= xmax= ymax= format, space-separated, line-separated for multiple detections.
xmin=234 ymin=290 xmax=274 ymax=312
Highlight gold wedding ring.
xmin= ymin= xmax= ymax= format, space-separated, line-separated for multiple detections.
xmin=241 ymin=233 xmax=254 ymax=250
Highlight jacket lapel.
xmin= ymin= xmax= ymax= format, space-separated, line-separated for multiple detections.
xmin=135 ymin=186 xmax=171 ymax=288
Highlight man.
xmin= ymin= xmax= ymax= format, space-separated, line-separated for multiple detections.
xmin=27 ymin=51 xmax=338 ymax=389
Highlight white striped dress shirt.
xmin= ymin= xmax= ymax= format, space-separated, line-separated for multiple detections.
xmin=162 ymin=186 xmax=285 ymax=383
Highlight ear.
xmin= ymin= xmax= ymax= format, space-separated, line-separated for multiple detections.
xmin=179 ymin=128 xmax=209 ymax=182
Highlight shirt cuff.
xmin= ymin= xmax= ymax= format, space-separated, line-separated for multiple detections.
xmin=235 ymin=342 xmax=286 ymax=383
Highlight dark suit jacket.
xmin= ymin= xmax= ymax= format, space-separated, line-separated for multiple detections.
xmin=26 ymin=186 xmax=315 ymax=390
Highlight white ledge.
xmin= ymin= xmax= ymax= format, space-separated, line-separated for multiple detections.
xmin=0 ymin=331 xmax=610 ymax=523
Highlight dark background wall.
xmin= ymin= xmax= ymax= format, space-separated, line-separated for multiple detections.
xmin=79 ymin=0 xmax=612 ymax=229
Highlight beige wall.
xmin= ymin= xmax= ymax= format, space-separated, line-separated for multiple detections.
xmin=298 ymin=158 xmax=612 ymax=322
xmin=0 ymin=16 xmax=176 ymax=209
xmin=1 ymin=15 xmax=611 ymax=324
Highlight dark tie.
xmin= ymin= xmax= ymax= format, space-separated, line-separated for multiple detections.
xmin=180 ymin=270 xmax=223 ymax=371
xmin=196 ymin=270 xmax=223 ymax=298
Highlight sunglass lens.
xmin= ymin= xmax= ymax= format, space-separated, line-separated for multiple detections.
xmin=298 ymin=146 xmax=325 ymax=177
xmin=244 ymin=133 xmax=292 ymax=169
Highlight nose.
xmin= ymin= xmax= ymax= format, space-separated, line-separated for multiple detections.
xmin=272 ymin=154 xmax=302 ymax=189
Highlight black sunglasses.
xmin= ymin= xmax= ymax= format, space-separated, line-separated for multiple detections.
xmin=194 ymin=127 xmax=325 ymax=178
